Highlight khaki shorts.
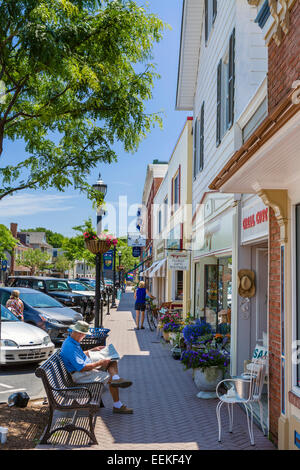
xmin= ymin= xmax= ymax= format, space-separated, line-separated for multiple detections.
xmin=71 ymin=367 xmax=110 ymax=384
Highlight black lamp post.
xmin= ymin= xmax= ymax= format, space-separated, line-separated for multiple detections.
xmin=93 ymin=173 xmax=107 ymax=328
xmin=118 ymin=250 xmax=122 ymax=286
xmin=111 ymin=244 xmax=117 ymax=308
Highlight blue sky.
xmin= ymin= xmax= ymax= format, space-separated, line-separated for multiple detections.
xmin=0 ymin=0 xmax=190 ymax=238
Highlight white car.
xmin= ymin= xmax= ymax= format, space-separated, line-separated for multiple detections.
xmin=68 ymin=281 xmax=95 ymax=297
xmin=0 ymin=305 xmax=54 ymax=365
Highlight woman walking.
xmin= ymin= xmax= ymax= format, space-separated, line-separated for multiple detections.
xmin=134 ymin=281 xmax=155 ymax=330
xmin=6 ymin=290 xmax=24 ymax=321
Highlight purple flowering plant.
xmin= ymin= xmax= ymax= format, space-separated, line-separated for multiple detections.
xmin=180 ymin=348 xmax=230 ymax=372
xmin=163 ymin=322 xmax=182 ymax=333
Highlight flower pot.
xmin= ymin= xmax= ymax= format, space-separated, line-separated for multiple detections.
xmin=193 ymin=366 xmax=223 ymax=399
xmin=85 ymin=239 xmax=112 ymax=254
xmin=163 ymin=331 xmax=171 ymax=342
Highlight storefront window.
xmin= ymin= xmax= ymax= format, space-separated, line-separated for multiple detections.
xmin=204 ymin=257 xmax=232 ymax=332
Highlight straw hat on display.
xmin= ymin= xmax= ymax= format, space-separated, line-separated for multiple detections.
xmin=238 ymin=270 xmax=256 ymax=298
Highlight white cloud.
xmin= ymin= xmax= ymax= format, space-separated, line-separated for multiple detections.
xmin=0 ymin=193 xmax=75 ymax=217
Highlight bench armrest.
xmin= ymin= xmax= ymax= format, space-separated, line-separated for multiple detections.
xmin=50 ymin=386 xmax=93 ymax=406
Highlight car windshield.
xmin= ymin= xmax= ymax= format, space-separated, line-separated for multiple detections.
xmin=44 ymin=280 xmax=71 ymax=292
xmin=20 ymin=292 xmax=63 ymax=308
xmin=1 ymin=305 xmax=19 ymax=322
xmin=69 ymin=282 xmax=91 ymax=291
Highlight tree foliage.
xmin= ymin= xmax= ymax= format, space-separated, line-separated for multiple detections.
xmin=16 ymin=248 xmax=52 ymax=274
xmin=0 ymin=224 xmax=17 ymax=258
xmin=0 ymin=0 xmax=166 ymax=202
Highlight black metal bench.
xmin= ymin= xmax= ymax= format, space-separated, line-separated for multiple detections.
xmin=35 ymin=349 xmax=104 ymax=445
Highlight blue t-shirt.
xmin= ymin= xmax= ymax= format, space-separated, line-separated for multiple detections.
xmin=60 ymin=335 xmax=91 ymax=373
xmin=136 ymin=288 xmax=146 ymax=304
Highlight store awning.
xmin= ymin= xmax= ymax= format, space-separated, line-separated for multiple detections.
xmin=143 ymin=261 xmax=160 ymax=277
xmin=149 ymin=258 xmax=167 ymax=278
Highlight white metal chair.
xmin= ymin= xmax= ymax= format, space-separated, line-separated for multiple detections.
xmin=216 ymin=359 xmax=267 ymax=446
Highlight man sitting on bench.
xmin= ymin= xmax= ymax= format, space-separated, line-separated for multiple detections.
xmin=60 ymin=321 xmax=133 ymax=414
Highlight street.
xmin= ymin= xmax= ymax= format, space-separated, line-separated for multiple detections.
xmin=0 ymin=348 xmax=59 ymax=403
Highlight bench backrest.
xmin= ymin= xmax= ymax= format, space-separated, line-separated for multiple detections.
xmin=35 ymin=349 xmax=74 ymax=404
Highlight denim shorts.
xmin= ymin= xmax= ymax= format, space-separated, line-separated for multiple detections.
xmin=135 ymin=302 xmax=146 ymax=311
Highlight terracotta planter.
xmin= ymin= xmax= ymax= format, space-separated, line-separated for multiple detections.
xmin=193 ymin=366 xmax=223 ymax=399
xmin=163 ymin=331 xmax=171 ymax=342
xmin=85 ymin=239 xmax=112 ymax=254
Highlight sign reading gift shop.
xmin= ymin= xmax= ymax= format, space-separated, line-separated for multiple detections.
xmin=168 ymin=252 xmax=190 ymax=271
xmin=241 ymin=197 xmax=269 ymax=244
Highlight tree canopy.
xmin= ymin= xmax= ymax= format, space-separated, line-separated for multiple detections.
xmin=16 ymin=248 xmax=52 ymax=274
xmin=0 ymin=224 xmax=17 ymax=258
xmin=0 ymin=0 xmax=166 ymax=202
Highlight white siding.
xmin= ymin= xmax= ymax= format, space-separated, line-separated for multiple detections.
xmin=191 ymin=0 xmax=268 ymax=214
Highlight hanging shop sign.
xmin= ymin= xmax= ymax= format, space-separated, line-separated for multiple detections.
xmin=103 ymin=250 xmax=113 ymax=270
xmin=168 ymin=251 xmax=190 ymax=271
xmin=127 ymin=233 xmax=146 ymax=247
xmin=132 ymin=246 xmax=141 ymax=257
xmin=241 ymin=197 xmax=269 ymax=244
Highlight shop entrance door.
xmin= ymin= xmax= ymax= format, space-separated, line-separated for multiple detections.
xmin=252 ymin=247 xmax=268 ymax=349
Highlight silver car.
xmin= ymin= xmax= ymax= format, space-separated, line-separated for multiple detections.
xmin=0 ymin=305 xmax=54 ymax=365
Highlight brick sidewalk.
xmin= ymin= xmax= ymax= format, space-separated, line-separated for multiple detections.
xmin=38 ymin=290 xmax=275 ymax=450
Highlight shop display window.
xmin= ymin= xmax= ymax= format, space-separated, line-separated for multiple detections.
xmin=204 ymin=257 xmax=232 ymax=333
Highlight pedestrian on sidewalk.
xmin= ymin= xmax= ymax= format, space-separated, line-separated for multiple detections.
xmin=134 ymin=281 xmax=155 ymax=330
xmin=60 ymin=321 xmax=133 ymax=414
xmin=6 ymin=290 xmax=24 ymax=321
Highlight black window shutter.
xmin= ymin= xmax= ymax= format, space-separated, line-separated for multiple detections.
xmin=199 ymin=102 xmax=205 ymax=171
xmin=228 ymin=28 xmax=235 ymax=129
xmin=205 ymin=0 xmax=208 ymax=43
xmin=213 ymin=0 xmax=217 ymax=23
xmin=216 ymin=59 xmax=222 ymax=147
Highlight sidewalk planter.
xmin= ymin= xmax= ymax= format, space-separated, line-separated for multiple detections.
xmin=193 ymin=366 xmax=223 ymax=399
xmin=169 ymin=332 xmax=178 ymax=346
xmin=163 ymin=331 xmax=171 ymax=342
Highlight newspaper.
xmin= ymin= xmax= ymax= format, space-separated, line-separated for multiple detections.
xmin=88 ymin=344 xmax=120 ymax=362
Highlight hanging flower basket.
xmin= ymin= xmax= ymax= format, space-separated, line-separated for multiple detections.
xmin=84 ymin=239 xmax=112 ymax=254
xmin=84 ymin=230 xmax=118 ymax=254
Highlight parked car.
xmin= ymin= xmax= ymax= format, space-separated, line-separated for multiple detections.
xmin=68 ymin=280 xmax=95 ymax=297
xmin=8 ymin=276 xmax=86 ymax=312
xmin=0 ymin=287 xmax=83 ymax=343
xmin=0 ymin=304 xmax=55 ymax=365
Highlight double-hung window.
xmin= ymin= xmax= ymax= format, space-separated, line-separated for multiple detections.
xmin=193 ymin=102 xmax=205 ymax=178
xmin=216 ymin=28 xmax=235 ymax=146
xmin=205 ymin=0 xmax=217 ymax=43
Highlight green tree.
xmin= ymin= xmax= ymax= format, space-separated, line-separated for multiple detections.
xmin=63 ymin=220 xmax=96 ymax=266
xmin=53 ymin=254 xmax=74 ymax=274
xmin=116 ymin=237 xmax=137 ymax=273
xmin=16 ymin=249 xmax=52 ymax=275
xmin=0 ymin=1 xmax=166 ymax=203
xmin=0 ymin=224 xmax=17 ymax=259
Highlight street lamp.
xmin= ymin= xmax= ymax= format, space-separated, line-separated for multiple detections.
xmin=111 ymin=244 xmax=117 ymax=309
xmin=93 ymin=173 xmax=107 ymax=328
xmin=118 ymin=250 xmax=122 ymax=287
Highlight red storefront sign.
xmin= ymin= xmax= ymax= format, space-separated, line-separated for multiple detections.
xmin=243 ymin=208 xmax=268 ymax=231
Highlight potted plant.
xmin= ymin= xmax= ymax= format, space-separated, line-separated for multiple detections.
xmin=180 ymin=347 xmax=230 ymax=399
xmin=84 ymin=229 xmax=118 ymax=254
xmin=171 ymin=330 xmax=185 ymax=360
xmin=182 ymin=320 xmax=212 ymax=349
xmin=162 ymin=322 xmax=182 ymax=343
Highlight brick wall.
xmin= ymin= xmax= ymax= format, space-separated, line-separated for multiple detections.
xmin=268 ymin=208 xmax=282 ymax=445
xmin=268 ymin=0 xmax=300 ymax=113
